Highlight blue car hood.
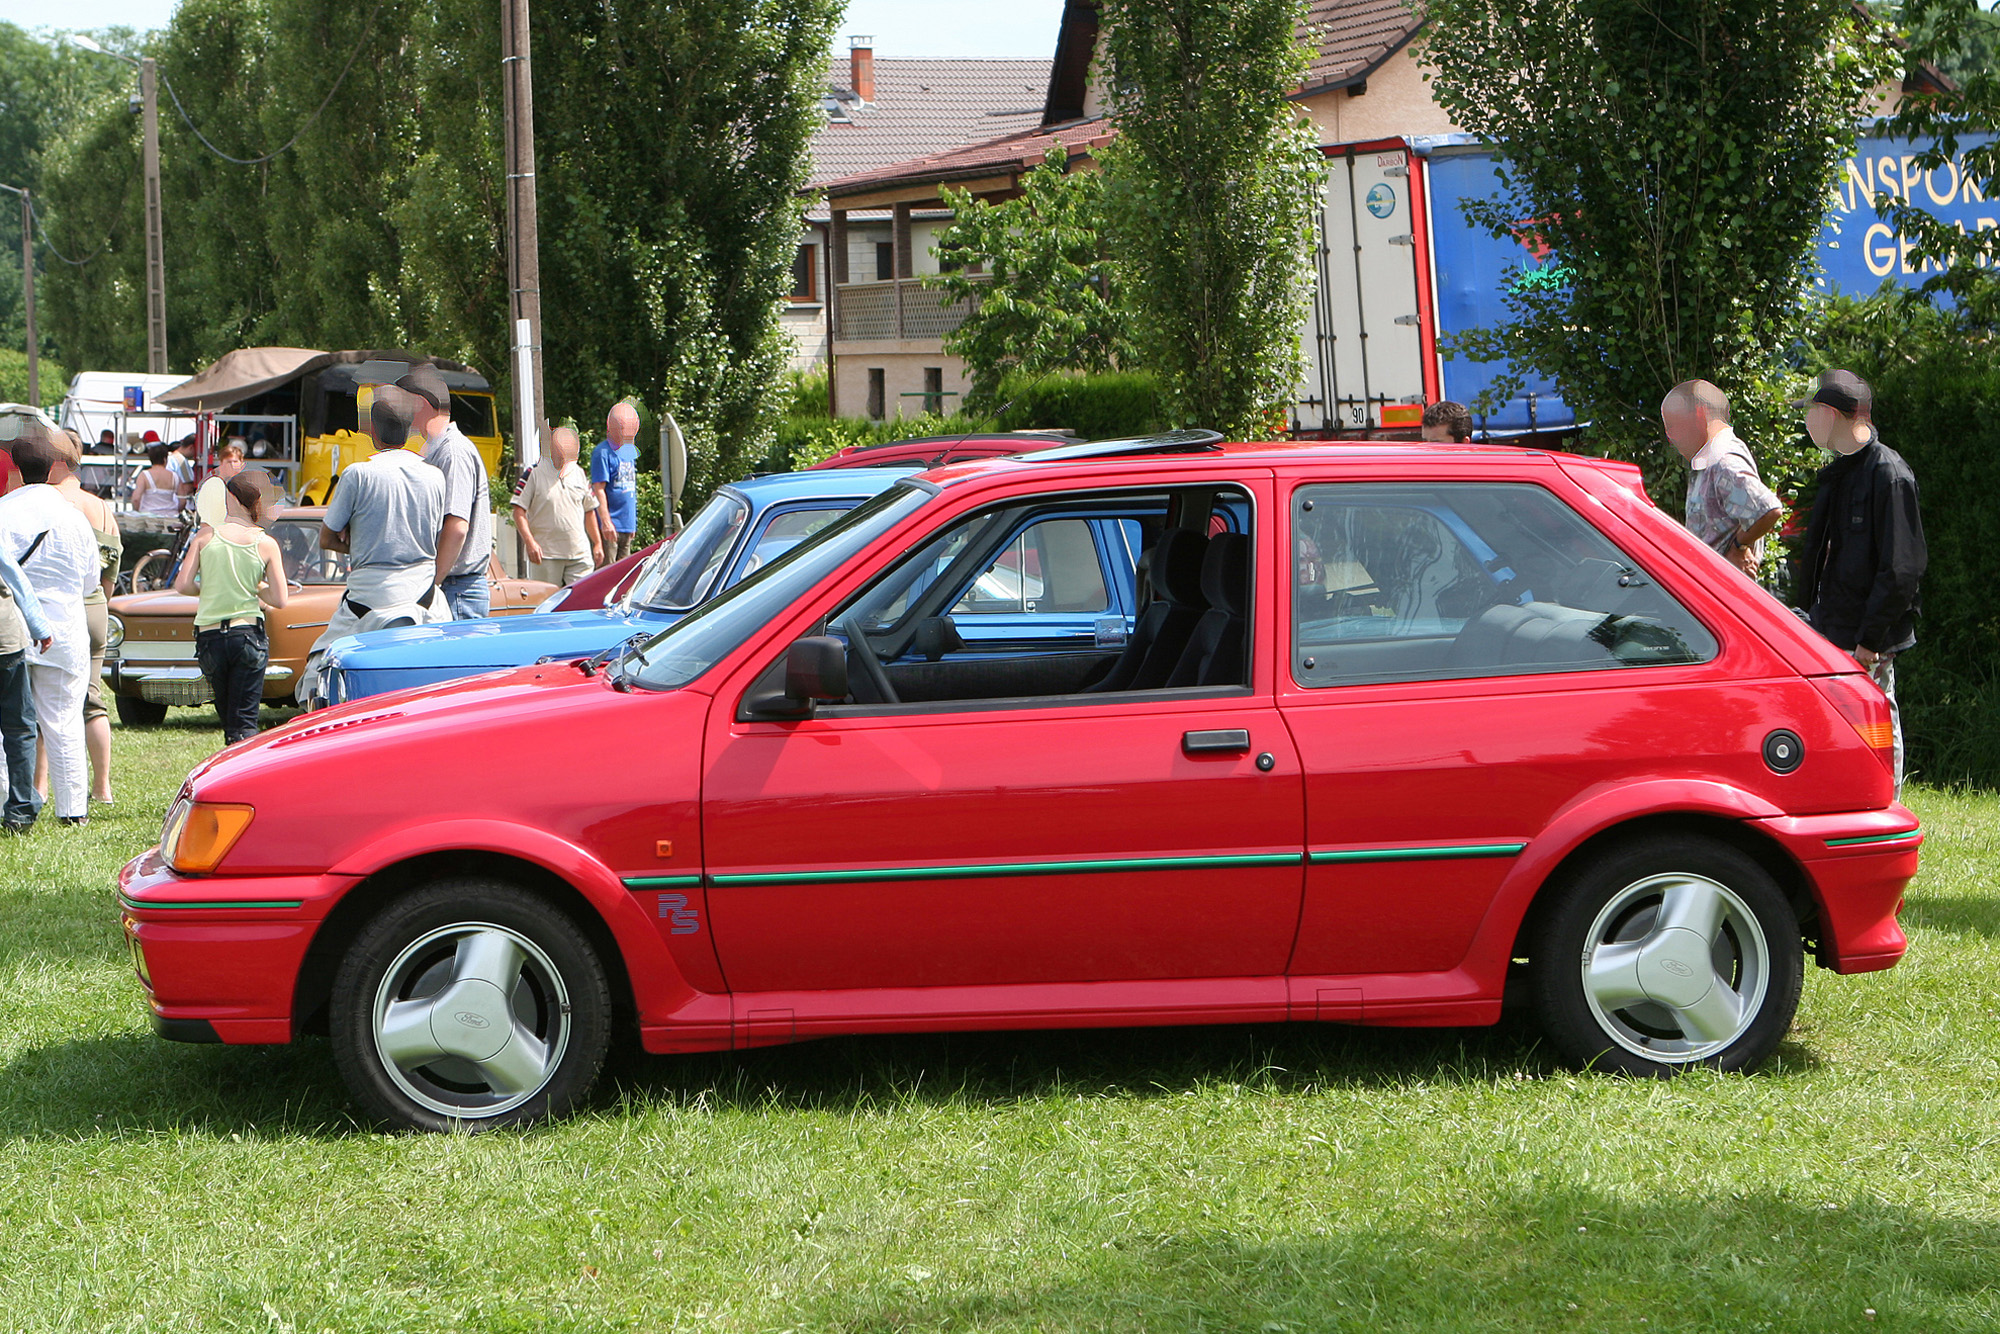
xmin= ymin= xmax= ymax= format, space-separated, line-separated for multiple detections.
xmin=327 ymin=604 xmax=680 ymax=672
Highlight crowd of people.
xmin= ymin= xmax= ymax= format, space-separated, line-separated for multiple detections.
xmin=0 ymin=374 xmax=645 ymax=823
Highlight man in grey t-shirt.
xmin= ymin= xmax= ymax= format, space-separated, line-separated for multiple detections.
xmin=400 ymin=364 xmax=493 ymax=619
xmin=301 ymin=385 xmax=449 ymax=702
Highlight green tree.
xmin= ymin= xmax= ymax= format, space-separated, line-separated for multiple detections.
xmin=1421 ymin=0 xmax=1899 ymax=487
xmin=0 ymin=23 xmax=135 ymax=369
xmin=928 ymin=145 xmax=1129 ymax=412
xmin=535 ymin=0 xmax=841 ymax=505
xmin=1878 ymin=0 xmax=2000 ymax=323
xmin=1095 ymin=0 xmax=1326 ymax=439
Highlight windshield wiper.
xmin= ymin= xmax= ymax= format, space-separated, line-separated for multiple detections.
xmin=577 ymin=632 xmax=649 ymax=678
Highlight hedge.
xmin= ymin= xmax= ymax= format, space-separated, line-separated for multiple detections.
xmin=1858 ymin=350 xmax=2000 ymax=787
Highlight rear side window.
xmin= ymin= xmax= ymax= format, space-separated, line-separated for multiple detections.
xmin=1291 ymin=482 xmax=1716 ymax=687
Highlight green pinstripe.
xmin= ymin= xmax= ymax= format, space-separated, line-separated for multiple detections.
xmin=1308 ymin=843 xmax=1526 ymax=864
xmin=1823 ymin=830 xmax=1921 ymax=848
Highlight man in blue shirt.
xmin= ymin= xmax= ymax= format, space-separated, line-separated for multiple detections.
xmin=590 ymin=403 xmax=641 ymax=565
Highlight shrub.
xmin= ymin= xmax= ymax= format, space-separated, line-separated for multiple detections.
xmin=1800 ymin=293 xmax=2000 ymax=786
xmin=991 ymin=370 xmax=1165 ymax=439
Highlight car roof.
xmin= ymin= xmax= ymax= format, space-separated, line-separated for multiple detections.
xmin=917 ymin=437 xmax=1629 ymax=487
xmin=723 ymin=466 xmax=919 ymax=504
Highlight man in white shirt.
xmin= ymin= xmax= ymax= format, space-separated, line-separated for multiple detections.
xmin=300 ymin=386 xmax=448 ymax=701
xmin=512 ymin=426 xmax=603 ymax=586
xmin=0 ymin=429 xmax=102 ymax=827
xmin=399 ymin=365 xmax=495 ymax=620
xmin=167 ymin=436 xmax=200 ymax=495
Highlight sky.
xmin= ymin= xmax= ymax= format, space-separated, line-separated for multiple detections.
xmin=0 ymin=0 xmax=1069 ymax=59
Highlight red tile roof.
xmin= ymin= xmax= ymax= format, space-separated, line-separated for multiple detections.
xmin=809 ymin=58 xmax=1053 ymax=192
xmin=1299 ymin=0 xmax=1426 ymax=94
xmin=819 ymin=118 xmax=1113 ymax=200
xmin=821 ymin=2 xmax=1428 ymax=200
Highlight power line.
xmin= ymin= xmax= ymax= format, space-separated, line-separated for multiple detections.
xmin=32 ymin=195 xmax=117 ymax=267
xmin=157 ymin=0 xmax=385 ymax=167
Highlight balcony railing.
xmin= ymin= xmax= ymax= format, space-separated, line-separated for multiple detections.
xmin=833 ymin=276 xmax=984 ymax=342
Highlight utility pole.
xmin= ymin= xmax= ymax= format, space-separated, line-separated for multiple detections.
xmin=501 ymin=0 xmax=545 ymax=473
xmin=70 ymin=36 xmax=167 ymax=375
xmin=139 ymin=56 xmax=167 ymax=375
xmin=0 ymin=185 xmax=32 ymax=407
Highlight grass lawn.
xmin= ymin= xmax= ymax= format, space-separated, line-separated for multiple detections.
xmin=1 ymin=716 xmax=1995 ymax=1332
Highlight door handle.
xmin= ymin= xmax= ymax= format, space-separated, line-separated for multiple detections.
xmin=1182 ymin=728 xmax=1251 ymax=755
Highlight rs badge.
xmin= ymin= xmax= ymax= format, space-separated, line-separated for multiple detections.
xmin=657 ymin=893 xmax=701 ymax=935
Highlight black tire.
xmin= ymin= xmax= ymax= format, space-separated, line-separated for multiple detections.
xmin=1530 ymin=835 xmax=1803 ymax=1077
xmin=330 ymin=880 xmax=614 ymax=1132
xmin=115 ymin=695 xmax=169 ymax=726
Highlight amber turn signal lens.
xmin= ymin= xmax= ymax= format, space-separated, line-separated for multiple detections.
xmin=169 ymin=803 xmax=256 ymax=873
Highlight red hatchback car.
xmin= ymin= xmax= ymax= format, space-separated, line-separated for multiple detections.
xmin=119 ymin=433 xmax=1919 ymax=1131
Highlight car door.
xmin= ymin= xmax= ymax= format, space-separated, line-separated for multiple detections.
xmin=1277 ymin=473 xmax=1726 ymax=982
xmin=698 ymin=476 xmax=1305 ymax=997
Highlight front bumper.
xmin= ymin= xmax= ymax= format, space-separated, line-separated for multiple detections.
xmin=1748 ymin=806 xmax=1923 ymax=974
xmin=119 ymin=847 xmax=358 ymax=1043
xmin=105 ymin=657 xmax=295 ymax=705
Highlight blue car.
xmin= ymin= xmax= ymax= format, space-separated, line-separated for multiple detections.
xmin=318 ymin=469 xmax=1163 ymax=706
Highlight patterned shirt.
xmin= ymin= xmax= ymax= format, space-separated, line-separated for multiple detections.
xmin=1685 ymin=427 xmax=1782 ymax=559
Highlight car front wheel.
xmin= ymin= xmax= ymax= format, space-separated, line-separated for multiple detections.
xmin=115 ymin=695 xmax=169 ymax=726
xmin=1531 ymin=836 xmax=1803 ymax=1076
xmin=330 ymin=881 xmax=613 ymax=1131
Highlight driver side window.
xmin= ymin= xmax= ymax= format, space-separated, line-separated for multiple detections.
xmin=951 ymin=519 xmax=1109 ymax=617
xmin=820 ymin=487 xmax=1251 ymax=710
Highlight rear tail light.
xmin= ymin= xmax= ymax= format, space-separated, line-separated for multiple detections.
xmin=1811 ymin=673 xmax=1896 ymax=772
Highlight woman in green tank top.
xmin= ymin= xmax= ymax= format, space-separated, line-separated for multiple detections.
xmin=172 ymin=474 xmax=290 ymax=746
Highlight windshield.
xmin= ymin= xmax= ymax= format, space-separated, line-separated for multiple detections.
xmin=271 ymin=516 xmax=349 ymax=585
xmin=623 ymin=482 xmax=935 ymax=691
xmin=625 ymin=490 xmax=751 ymax=611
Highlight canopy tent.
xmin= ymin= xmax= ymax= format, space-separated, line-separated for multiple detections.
xmin=155 ymin=348 xmax=489 ymax=412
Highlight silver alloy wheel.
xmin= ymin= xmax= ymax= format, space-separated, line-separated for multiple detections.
xmin=1578 ymin=872 xmax=1770 ymax=1063
xmin=371 ymin=922 xmax=572 ymax=1118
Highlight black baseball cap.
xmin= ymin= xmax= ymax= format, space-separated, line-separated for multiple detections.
xmin=1795 ymin=369 xmax=1872 ymax=416
xmin=396 ymin=363 xmax=452 ymax=412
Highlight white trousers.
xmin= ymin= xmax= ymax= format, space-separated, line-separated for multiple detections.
xmin=28 ymin=629 xmax=87 ymax=820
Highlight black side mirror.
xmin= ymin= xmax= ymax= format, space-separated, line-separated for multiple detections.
xmin=785 ymin=635 xmax=848 ymax=702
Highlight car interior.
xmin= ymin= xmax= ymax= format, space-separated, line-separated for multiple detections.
xmin=798 ymin=485 xmax=1256 ymax=710
xmin=1290 ymin=482 xmax=1717 ymax=686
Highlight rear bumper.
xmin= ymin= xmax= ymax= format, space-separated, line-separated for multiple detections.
xmin=1748 ymin=807 xmax=1922 ymax=974
xmin=119 ymin=848 xmax=358 ymax=1044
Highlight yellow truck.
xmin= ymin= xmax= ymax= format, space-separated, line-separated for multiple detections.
xmin=155 ymin=347 xmax=503 ymax=503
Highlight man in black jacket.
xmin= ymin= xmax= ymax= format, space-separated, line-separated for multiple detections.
xmin=1794 ymin=369 xmax=1926 ymax=787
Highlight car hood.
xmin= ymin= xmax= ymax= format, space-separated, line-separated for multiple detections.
xmin=326 ymin=604 xmax=679 ymax=671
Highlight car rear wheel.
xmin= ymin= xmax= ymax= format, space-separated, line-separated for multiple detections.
xmin=115 ymin=695 xmax=169 ymax=726
xmin=1531 ymin=836 xmax=1802 ymax=1076
xmin=330 ymin=881 xmax=613 ymax=1132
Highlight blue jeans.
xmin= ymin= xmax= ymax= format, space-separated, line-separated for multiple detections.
xmin=195 ymin=624 xmax=267 ymax=746
xmin=440 ymin=571 xmax=491 ymax=620
xmin=0 ymin=650 xmax=41 ymax=824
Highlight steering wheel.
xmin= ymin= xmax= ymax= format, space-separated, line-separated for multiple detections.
xmin=840 ymin=613 xmax=899 ymax=704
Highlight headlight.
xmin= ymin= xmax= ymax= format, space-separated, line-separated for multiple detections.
xmin=163 ymin=800 xmax=256 ymax=873
xmin=106 ymin=613 xmax=124 ymax=651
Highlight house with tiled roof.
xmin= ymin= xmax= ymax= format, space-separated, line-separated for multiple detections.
xmin=816 ymin=0 xmax=1455 ymax=420
xmin=813 ymin=1 xmax=1942 ymax=426
xmin=780 ymin=40 xmax=1052 ymax=376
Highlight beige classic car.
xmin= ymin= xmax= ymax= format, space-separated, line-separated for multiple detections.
xmin=105 ymin=506 xmax=555 ymax=724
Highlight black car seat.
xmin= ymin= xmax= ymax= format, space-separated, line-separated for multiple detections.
xmin=1165 ymin=532 xmax=1251 ymax=688
xmin=1086 ymin=528 xmax=1210 ymax=692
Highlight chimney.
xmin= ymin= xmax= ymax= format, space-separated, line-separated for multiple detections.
xmin=850 ymin=35 xmax=875 ymax=104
